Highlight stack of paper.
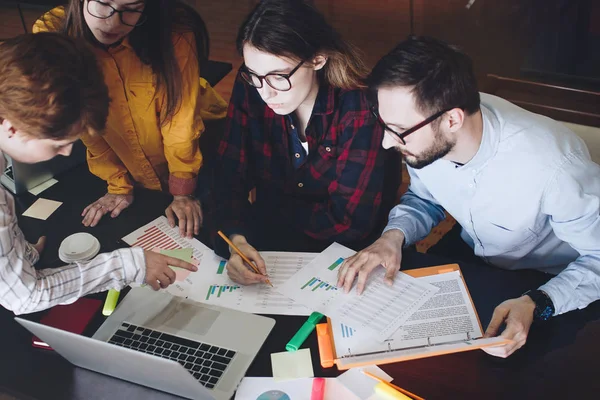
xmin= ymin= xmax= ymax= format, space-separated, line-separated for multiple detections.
xmin=277 ymin=243 xmax=440 ymax=341
xmin=122 ymin=216 xmax=315 ymax=316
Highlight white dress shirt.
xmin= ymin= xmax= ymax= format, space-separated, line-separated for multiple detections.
xmin=384 ymin=93 xmax=600 ymax=315
xmin=0 ymin=152 xmax=146 ymax=314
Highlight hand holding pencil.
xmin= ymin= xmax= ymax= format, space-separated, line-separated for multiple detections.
xmin=218 ymin=231 xmax=273 ymax=286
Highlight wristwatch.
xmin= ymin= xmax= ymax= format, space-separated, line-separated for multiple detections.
xmin=523 ymin=289 xmax=555 ymax=321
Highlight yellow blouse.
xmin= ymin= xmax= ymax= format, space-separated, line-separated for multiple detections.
xmin=34 ymin=7 xmax=227 ymax=196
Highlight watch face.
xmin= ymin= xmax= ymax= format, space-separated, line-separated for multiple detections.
xmin=527 ymin=290 xmax=555 ymax=321
xmin=538 ymin=306 xmax=554 ymax=321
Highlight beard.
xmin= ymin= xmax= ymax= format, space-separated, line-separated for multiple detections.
xmin=403 ymin=127 xmax=456 ymax=169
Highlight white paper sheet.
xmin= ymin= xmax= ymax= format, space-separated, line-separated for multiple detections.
xmin=22 ymin=198 xmax=62 ymax=220
xmin=122 ymin=217 xmax=315 ymax=316
xmin=28 ymin=178 xmax=58 ymax=196
xmin=278 ymin=243 xmax=439 ymax=341
xmin=331 ymin=270 xmax=504 ymax=362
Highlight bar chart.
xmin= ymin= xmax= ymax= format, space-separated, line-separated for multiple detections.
xmin=327 ymin=257 xmax=344 ymax=271
xmin=301 ymin=277 xmax=338 ymax=292
xmin=205 ymin=285 xmax=240 ymax=301
xmin=217 ymin=260 xmax=227 ymax=274
xmin=122 ymin=216 xmax=212 ymax=264
xmin=340 ymin=323 xmax=355 ymax=338
xmin=183 ymin=252 xmax=316 ymax=316
xmin=132 ymin=225 xmax=179 ymax=250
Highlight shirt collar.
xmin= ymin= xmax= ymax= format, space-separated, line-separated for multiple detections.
xmin=461 ymin=104 xmax=501 ymax=170
xmin=102 ymin=36 xmax=132 ymax=53
xmin=311 ymin=84 xmax=335 ymax=116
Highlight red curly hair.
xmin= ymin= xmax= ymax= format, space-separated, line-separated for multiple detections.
xmin=0 ymin=32 xmax=109 ymax=139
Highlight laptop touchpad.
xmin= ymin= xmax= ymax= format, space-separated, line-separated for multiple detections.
xmin=162 ymin=303 xmax=219 ymax=336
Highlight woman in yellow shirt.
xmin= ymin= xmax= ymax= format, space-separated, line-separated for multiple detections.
xmin=34 ymin=0 xmax=226 ymax=238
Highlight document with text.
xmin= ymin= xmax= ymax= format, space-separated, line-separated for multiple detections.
xmin=329 ymin=268 xmax=508 ymax=368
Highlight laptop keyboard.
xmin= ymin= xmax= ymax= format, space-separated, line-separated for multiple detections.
xmin=107 ymin=322 xmax=236 ymax=389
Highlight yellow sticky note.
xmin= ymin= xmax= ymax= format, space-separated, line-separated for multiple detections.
xmin=28 ymin=178 xmax=58 ymax=196
xmin=22 ymin=198 xmax=62 ymax=220
xmin=160 ymin=248 xmax=193 ymax=282
xmin=271 ymin=348 xmax=314 ymax=381
xmin=374 ymin=382 xmax=412 ymax=400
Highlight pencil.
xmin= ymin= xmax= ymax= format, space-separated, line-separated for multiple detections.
xmin=217 ymin=231 xmax=273 ymax=287
xmin=362 ymin=370 xmax=424 ymax=400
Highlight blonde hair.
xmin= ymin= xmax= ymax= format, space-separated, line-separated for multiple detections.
xmin=322 ymin=43 xmax=369 ymax=89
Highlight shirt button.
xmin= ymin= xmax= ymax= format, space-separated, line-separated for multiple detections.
xmin=469 ymin=184 xmax=474 ymax=188
xmin=147 ymin=90 xmax=153 ymax=96
xmin=295 ymin=153 xmax=301 ymax=159
xmin=297 ymin=182 xmax=304 ymax=188
xmin=325 ymin=147 xmax=331 ymax=152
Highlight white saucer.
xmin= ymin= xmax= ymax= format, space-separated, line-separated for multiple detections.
xmin=58 ymin=233 xmax=101 ymax=263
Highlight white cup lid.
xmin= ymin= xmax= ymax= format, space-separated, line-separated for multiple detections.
xmin=58 ymin=233 xmax=100 ymax=262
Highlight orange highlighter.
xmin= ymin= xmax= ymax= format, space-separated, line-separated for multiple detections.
xmin=316 ymin=323 xmax=334 ymax=368
xmin=311 ymin=377 xmax=326 ymax=400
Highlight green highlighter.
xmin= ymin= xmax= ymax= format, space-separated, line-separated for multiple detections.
xmin=286 ymin=312 xmax=324 ymax=352
xmin=102 ymin=289 xmax=120 ymax=316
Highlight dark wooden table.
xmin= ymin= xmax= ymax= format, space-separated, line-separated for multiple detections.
xmin=1 ymin=164 xmax=599 ymax=400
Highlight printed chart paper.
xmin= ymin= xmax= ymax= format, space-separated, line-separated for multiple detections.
xmin=184 ymin=251 xmax=316 ymax=316
xmin=278 ymin=243 xmax=439 ymax=341
xmin=122 ymin=217 xmax=315 ymax=316
xmin=331 ymin=270 xmax=506 ymax=363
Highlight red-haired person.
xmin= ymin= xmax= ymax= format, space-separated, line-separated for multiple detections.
xmin=0 ymin=33 xmax=196 ymax=315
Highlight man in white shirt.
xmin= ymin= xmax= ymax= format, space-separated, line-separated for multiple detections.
xmin=337 ymin=36 xmax=600 ymax=357
xmin=0 ymin=33 xmax=197 ymax=315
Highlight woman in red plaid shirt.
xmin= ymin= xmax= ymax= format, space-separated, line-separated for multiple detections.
xmin=211 ymin=0 xmax=394 ymax=285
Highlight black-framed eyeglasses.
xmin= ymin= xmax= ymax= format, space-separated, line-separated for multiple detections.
xmin=370 ymin=105 xmax=455 ymax=145
xmin=86 ymin=0 xmax=147 ymax=27
xmin=240 ymin=59 xmax=305 ymax=92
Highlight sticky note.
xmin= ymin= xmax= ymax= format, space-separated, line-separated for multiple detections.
xmin=373 ymin=382 xmax=412 ymax=400
xmin=271 ymin=348 xmax=314 ymax=381
xmin=28 ymin=178 xmax=58 ymax=196
xmin=160 ymin=248 xmax=193 ymax=281
xmin=22 ymin=198 xmax=62 ymax=220
xmin=337 ymin=366 xmax=393 ymax=400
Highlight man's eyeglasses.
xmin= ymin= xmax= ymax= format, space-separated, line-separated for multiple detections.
xmin=240 ymin=60 xmax=305 ymax=92
xmin=87 ymin=0 xmax=147 ymax=27
xmin=370 ymin=105 xmax=456 ymax=145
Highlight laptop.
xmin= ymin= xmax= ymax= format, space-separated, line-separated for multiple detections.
xmin=15 ymin=288 xmax=276 ymax=400
xmin=1 ymin=139 xmax=86 ymax=194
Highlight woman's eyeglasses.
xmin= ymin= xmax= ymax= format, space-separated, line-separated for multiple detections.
xmin=86 ymin=0 xmax=147 ymax=27
xmin=240 ymin=59 xmax=305 ymax=92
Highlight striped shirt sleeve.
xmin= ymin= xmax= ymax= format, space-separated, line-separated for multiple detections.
xmin=0 ymin=185 xmax=146 ymax=315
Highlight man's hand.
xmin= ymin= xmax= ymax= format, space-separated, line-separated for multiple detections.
xmin=82 ymin=193 xmax=134 ymax=227
xmin=225 ymin=235 xmax=269 ymax=285
xmin=336 ymin=229 xmax=405 ymax=294
xmin=482 ymin=295 xmax=536 ymax=358
xmin=165 ymin=196 xmax=202 ymax=239
xmin=143 ymin=250 xmax=198 ymax=290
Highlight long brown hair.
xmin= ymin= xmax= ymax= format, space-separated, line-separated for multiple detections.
xmin=44 ymin=0 xmax=209 ymax=126
xmin=237 ymin=0 xmax=368 ymax=90
xmin=0 ymin=33 xmax=109 ymax=139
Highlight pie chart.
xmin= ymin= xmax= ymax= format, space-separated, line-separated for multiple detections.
xmin=256 ymin=390 xmax=291 ymax=400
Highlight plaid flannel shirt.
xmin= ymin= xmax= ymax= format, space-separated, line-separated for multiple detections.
xmin=212 ymin=73 xmax=386 ymax=255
